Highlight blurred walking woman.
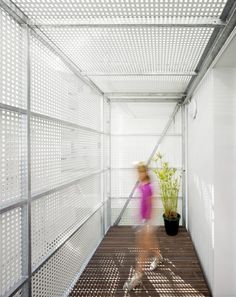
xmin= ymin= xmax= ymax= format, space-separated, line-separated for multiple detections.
xmin=123 ymin=163 xmax=163 ymax=291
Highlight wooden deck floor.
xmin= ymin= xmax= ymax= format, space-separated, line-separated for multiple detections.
xmin=69 ymin=226 xmax=211 ymax=297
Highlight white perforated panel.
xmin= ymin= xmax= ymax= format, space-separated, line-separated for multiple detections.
xmin=31 ymin=116 xmax=101 ymax=195
xmin=0 ymin=8 xmax=26 ymax=108
xmin=13 ymin=0 xmax=227 ymax=22
xmin=32 ymin=209 xmax=103 ymax=297
xmin=42 ymin=27 xmax=213 ymax=76
xmin=31 ymin=36 xmax=102 ymax=131
xmin=0 ymin=110 xmax=27 ymax=205
xmin=31 ymin=174 xmax=101 ymax=268
xmin=0 ymin=208 xmax=23 ymax=296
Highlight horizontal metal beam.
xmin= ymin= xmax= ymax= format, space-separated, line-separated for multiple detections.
xmin=107 ymin=92 xmax=184 ymax=102
xmin=0 ymin=199 xmax=28 ymax=215
xmin=110 ymin=98 xmax=181 ymax=103
xmin=0 ymin=102 xmax=27 ymax=114
xmin=30 ymin=111 xmax=103 ymax=134
xmin=34 ymin=17 xmax=225 ymax=28
xmin=111 ymin=133 xmax=182 ymax=137
xmin=0 ymin=105 xmax=109 ymax=136
xmin=83 ymin=72 xmax=197 ymax=77
xmin=0 ymin=171 xmax=109 ymax=216
xmin=183 ymin=0 xmax=236 ymax=104
xmin=0 ymin=0 xmax=105 ymax=98
xmin=106 ymin=92 xmax=184 ymax=98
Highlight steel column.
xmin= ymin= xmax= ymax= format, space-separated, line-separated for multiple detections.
xmin=181 ymin=105 xmax=186 ymax=227
xmin=26 ymin=26 xmax=32 ymax=297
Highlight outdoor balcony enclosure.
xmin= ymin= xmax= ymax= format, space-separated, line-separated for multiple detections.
xmin=0 ymin=0 xmax=236 ymax=296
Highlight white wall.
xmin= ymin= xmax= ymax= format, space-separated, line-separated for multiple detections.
xmin=213 ymin=68 xmax=236 ymax=297
xmin=188 ymin=35 xmax=236 ymax=297
xmin=187 ymin=71 xmax=215 ymax=290
xmin=111 ymin=102 xmax=183 ymax=225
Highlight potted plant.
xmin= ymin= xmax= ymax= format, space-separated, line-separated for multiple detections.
xmin=153 ymin=152 xmax=181 ymax=236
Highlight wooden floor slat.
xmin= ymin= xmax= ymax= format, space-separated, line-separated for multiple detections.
xmin=69 ymin=226 xmax=211 ymax=297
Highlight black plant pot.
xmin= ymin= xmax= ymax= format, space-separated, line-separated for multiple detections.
xmin=163 ymin=213 xmax=181 ymax=236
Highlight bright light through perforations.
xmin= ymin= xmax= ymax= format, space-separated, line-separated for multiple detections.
xmin=42 ymin=27 xmax=214 ymax=74
xmin=13 ymin=0 xmax=228 ymax=21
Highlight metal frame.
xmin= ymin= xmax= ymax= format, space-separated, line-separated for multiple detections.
xmin=0 ymin=104 xmax=104 ymax=135
xmin=106 ymin=92 xmax=184 ymax=98
xmin=83 ymin=72 xmax=197 ymax=77
xmin=1 ymin=0 xmax=236 ymax=295
xmin=111 ymin=133 xmax=182 ymax=137
xmin=114 ymin=103 xmax=181 ymax=226
xmin=183 ymin=0 xmax=236 ymax=104
xmin=35 ymin=17 xmax=225 ymax=28
xmin=2 ymin=202 xmax=106 ymax=297
xmin=0 ymin=2 xmax=110 ymax=297
xmin=110 ymin=98 xmax=182 ymax=103
xmin=181 ymin=105 xmax=187 ymax=226
xmin=0 ymin=0 xmax=106 ymax=99
xmin=25 ymin=25 xmax=32 ymax=297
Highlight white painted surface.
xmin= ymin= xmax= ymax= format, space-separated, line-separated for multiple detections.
xmin=213 ymin=68 xmax=236 ymax=297
xmin=188 ymin=70 xmax=215 ymax=291
xmin=188 ymin=36 xmax=236 ymax=296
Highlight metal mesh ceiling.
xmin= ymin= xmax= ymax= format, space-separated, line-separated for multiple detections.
xmin=42 ymin=27 xmax=213 ymax=73
xmin=14 ymin=0 xmax=227 ymax=22
xmin=11 ymin=0 xmax=229 ymax=94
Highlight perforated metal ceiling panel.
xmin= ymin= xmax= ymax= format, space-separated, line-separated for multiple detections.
xmin=13 ymin=0 xmax=227 ymax=23
xmin=9 ymin=0 xmax=228 ymax=94
xmin=42 ymin=26 xmax=213 ymax=74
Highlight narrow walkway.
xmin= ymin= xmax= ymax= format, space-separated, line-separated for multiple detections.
xmin=69 ymin=226 xmax=211 ymax=297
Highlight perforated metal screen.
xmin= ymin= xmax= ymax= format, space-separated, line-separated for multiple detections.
xmin=0 ymin=0 xmax=232 ymax=295
xmin=13 ymin=0 xmax=227 ymax=22
xmin=37 ymin=26 xmax=213 ymax=93
xmin=0 ymin=5 xmax=110 ymax=297
xmin=32 ymin=209 xmax=103 ymax=297
xmin=6 ymin=0 xmax=228 ymax=94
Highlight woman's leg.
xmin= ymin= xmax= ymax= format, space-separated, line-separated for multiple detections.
xmin=149 ymin=226 xmax=161 ymax=257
